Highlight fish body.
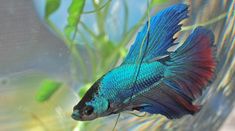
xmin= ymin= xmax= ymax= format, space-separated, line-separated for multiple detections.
xmin=72 ymin=3 xmax=216 ymax=121
xmin=100 ymin=62 xmax=165 ymax=102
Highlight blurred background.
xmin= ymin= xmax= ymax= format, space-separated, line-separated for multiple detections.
xmin=0 ymin=0 xmax=234 ymax=131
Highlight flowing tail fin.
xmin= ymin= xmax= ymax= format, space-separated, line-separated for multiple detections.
xmin=154 ymin=27 xmax=216 ymax=118
xmin=166 ymin=26 xmax=216 ymax=100
xmin=132 ymin=27 xmax=216 ymax=119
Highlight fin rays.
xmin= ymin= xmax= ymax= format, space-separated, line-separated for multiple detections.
xmin=122 ymin=4 xmax=189 ymax=64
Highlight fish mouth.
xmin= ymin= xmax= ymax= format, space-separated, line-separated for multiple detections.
xmin=71 ymin=110 xmax=80 ymax=120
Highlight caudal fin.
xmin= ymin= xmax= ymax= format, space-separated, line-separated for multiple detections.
xmin=152 ymin=27 xmax=216 ymax=117
xmin=132 ymin=27 xmax=216 ymax=119
xmin=167 ymin=27 xmax=216 ymax=99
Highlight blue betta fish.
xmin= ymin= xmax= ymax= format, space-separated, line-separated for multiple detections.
xmin=72 ymin=3 xmax=216 ymax=121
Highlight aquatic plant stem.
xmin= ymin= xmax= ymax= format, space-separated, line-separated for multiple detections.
xmin=46 ymin=20 xmax=88 ymax=82
xmin=112 ymin=113 xmax=121 ymax=131
xmin=181 ymin=12 xmax=229 ymax=31
xmin=78 ymin=30 xmax=97 ymax=80
xmin=103 ymin=2 xmax=152 ymax=72
xmin=122 ymin=0 xmax=129 ymax=37
xmin=82 ymin=0 xmax=112 ymax=14
xmin=93 ymin=0 xmax=106 ymax=36
xmin=80 ymin=22 xmax=97 ymax=39
xmin=91 ymin=0 xmax=113 ymax=73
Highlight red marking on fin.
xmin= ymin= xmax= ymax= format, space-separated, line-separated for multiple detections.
xmin=167 ymin=26 xmax=216 ymax=99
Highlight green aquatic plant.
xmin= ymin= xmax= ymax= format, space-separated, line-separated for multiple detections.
xmin=65 ymin=0 xmax=85 ymax=39
xmin=45 ymin=0 xmax=61 ymax=19
xmin=35 ymin=79 xmax=62 ymax=102
xmin=153 ymin=0 xmax=168 ymax=5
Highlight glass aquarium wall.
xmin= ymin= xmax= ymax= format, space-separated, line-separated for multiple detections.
xmin=0 ymin=0 xmax=234 ymax=130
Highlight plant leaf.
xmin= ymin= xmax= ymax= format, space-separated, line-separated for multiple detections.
xmin=35 ymin=79 xmax=62 ymax=102
xmin=45 ymin=0 xmax=61 ymax=19
xmin=119 ymin=47 xmax=128 ymax=58
xmin=152 ymin=0 xmax=168 ymax=4
xmin=65 ymin=0 xmax=85 ymax=39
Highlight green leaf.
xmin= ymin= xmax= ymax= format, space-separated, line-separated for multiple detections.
xmin=45 ymin=0 xmax=61 ymax=19
xmin=119 ymin=47 xmax=128 ymax=58
xmin=64 ymin=25 xmax=74 ymax=38
xmin=65 ymin=0 xmax=85 ymax=39
xmin=35 ymin=79 xmax=62 ymax=102
xmin=152 ymin=0 xmax=168 ymax=4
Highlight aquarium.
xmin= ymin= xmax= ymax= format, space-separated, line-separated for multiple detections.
xmin=0 ymin=0 xmax=234 ymax=131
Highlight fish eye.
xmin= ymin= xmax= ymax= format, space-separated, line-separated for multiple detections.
xmin=84 ymin=106 xmax=94 ymax=116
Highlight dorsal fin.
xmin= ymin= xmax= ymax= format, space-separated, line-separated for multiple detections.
xmin=122 ymin=4 xmax=189 ymax=64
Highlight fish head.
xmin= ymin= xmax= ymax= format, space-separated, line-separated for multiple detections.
xmin=71 ymin=79 xmax=110 ymax=121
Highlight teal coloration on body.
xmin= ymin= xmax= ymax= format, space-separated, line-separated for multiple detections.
xmin=86 ymin=96 xmax=109 ymax=114
xmin=99 ymin=62 xmax=165 ymax=101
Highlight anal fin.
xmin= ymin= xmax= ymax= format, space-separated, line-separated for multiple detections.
xmin=132 ymin=82 xmax=200 ymax=119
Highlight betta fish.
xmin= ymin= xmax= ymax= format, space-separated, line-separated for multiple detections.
xmin=72 ymin=3 xmax=216 ymax=121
